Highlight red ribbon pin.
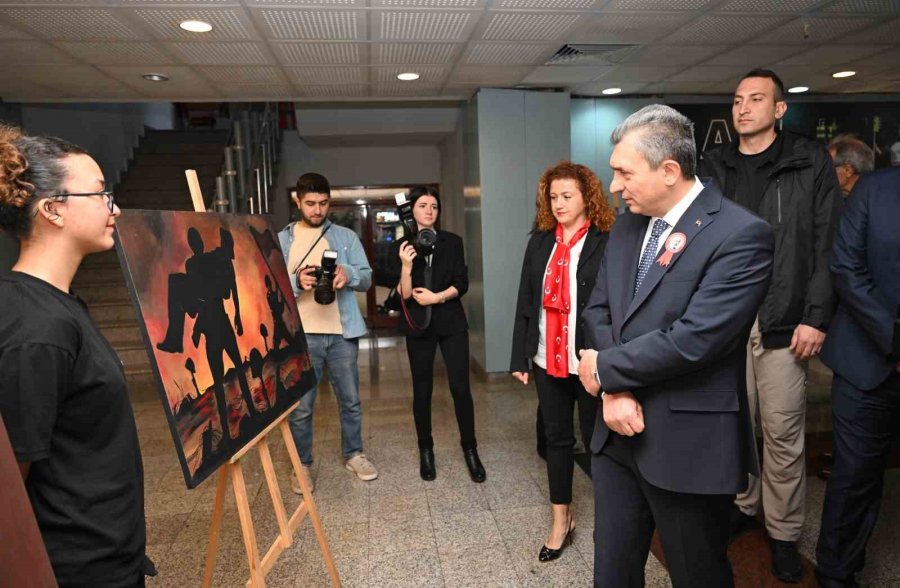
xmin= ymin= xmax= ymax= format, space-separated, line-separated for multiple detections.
xmin=657 ymin=232 xmax=687 ymax=267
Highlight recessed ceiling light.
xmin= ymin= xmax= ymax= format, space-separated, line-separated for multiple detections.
xmin=179 ymin=20 xmax=213 ymax=33
xmin=832 ymin=71 xmax=856 ymax=79
xmin=142 ymin=73 xmax=169 ymax=82
xmin=602 ymin=87 xmax=622 ymax=95
xmin=788 ymin=86 xmax=809 ymax=94
xmin=397 ymin=72 xmax=420 ymax=81
xmin=355 ymin=199 xmax=366 ymax=205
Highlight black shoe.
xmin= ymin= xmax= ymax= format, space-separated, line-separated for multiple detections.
xmin=539 ymin=520 xmax=575 ymax=562
xmin=815 ymin=569 xmax=858 ymax=588
xmin=156 ymin=338 xmax=183 ymax=354
xmin=728 ymin=506 xmax=758 ymax=542
xmin=419 ymin=449 xmax=436 ymax=481
xmin=771 ymin=540 xmax=803 ymax=583
xmin=463 ymin=448 xmax=486 ymax=483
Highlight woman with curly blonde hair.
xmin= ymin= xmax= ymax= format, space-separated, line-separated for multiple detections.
xmin=510 ymin=160 xmax=615 ymax=562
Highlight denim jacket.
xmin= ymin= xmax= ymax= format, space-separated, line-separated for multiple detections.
xmin=278 ymin=219 xmax=371 ymax=339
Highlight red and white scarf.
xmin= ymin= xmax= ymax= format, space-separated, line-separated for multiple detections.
xmin=543 ymin=221 xmax=589 ymax=378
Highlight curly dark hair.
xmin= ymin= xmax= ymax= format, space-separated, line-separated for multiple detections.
xmin=0 ymin=125 xmax=86 ymax=239
xmin=533 ymin=161 xmax=615 ymax=233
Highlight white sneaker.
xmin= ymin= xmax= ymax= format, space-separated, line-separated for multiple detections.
xmin=290 ymin=465 xmax=314 ymax=495
xmin=345 ymin=453 xmax=378 ymax=481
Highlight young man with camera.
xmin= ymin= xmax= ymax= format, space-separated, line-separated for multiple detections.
xmin=278 ymin=172 xmax=377 ymax=490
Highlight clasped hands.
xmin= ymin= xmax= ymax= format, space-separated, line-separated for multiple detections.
xmin=577 ymin=349 xmax=645 ymax=437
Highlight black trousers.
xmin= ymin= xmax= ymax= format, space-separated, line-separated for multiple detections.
xmin=593 ymin=436 xmax=734 ymax=588
xmin=533 ymin=366 xmax=597 ymax=504
xmin=406 ymin=329 xmax=476 ymax=451
xmin=816 ymin=371 xmax=900 ymax=582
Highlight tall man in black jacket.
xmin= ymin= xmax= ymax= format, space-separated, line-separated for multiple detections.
xmin=699 ymin=68 xmax=842 ymax=583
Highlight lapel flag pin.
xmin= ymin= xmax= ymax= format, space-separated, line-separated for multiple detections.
xmin=695 ymin=218 xmax=702 ymax=227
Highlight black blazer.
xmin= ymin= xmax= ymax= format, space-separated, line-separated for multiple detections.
xmin=389 ymin=230 xmax=469 ymax=337
xmin=584 ymin=183 xmax=774 ymax=495
xmin=820 ymin=167 xmax=900 ymax=391
xmin=509 ymin=227 xmax=609 ymax=373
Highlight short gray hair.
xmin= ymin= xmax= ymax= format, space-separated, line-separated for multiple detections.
xmin=829 ymin=135 xmax=874 ymax=175
xmin=610 ymin=104 xmax=696 ymax=178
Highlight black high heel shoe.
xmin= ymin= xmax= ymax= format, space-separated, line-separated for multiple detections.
xmin=463 ymin=448 xmax=486 ymax=483
xmin=538 ymin=518 xmax=575 ymax=562
xmin=419 ymin=448 xmax=436 ymax=481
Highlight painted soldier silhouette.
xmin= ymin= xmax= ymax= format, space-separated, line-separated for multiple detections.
xmin=157 ymin=227 xmax=259 ymax=443
xmin=264 ymin=275 xmax=291 ymax=351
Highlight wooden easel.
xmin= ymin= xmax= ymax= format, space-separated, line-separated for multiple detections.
xmin=184 ymin=170 xmax=340 ymax=588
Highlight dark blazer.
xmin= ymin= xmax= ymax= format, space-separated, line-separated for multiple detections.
xmin=390 ymin=229 xmax=469 ymax=337
xmin=509 ymin=227 xmax=609 ymax=373
xmin=584 ymin=182 xmax=774 ymax=495
xmin=820 ymin=167 xmax=900 ymax=391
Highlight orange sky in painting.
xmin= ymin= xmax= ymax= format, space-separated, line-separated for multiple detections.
xmin=115 ymin=211 xmax=299 ymax=411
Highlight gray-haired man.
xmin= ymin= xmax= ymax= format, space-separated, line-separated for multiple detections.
xmin=828 ymin=134 xmax=874 ymax=196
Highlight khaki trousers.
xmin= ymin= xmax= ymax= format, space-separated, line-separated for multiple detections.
xmin=735 ymin=319 xmax=808 ymax=542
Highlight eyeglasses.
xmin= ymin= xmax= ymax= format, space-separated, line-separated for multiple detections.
xmin=48 ymin=190 xmax=116 ymax=213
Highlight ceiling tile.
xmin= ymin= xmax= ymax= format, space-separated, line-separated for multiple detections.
xmin=639 ymin=80 xmax=717 ymax=93
xmin=593 ymin=64 xmax=684 ymax=83
xmin=166 ymin=42 xmax=272 ymax=65
xmin=0 ymin=41 xmax=77 ymax=65
xmin=272 ymin=42 xmax=366 ymax=65
xmin=821 ymin=0 xmax=900 ymax=13
xmin=837 ymin=47 xmax=900 ymax=75
xmin=295 ymin=84 xmax=368 ymax=98
xmin=372 ymin=66 xmax=448 ymax=82
xmin=254 ymin=9 xmax=362 ymax=40
xmin=101 ymin=65 xmax=220 ymax=98
xmin=464 ymin=43 xmax=556 ymax=65
xmin=776 ymin=44 xmax=890 ymax=67
xmin=665 ymin=64 xmax=747 ymax=83
xmin=705 ymin=44 xmax=799 ymax=66
xmin=752 ymin=16 xmax=878 ymax=44
xmin=374 ymin=43 xmax=459 ymax=64
xmin=376 ymin=10 xmax=475 ymax=41
xmin=521 ymin=65 xmax=612 ymax=85
xmin=58 ymin=41 xmax=174 ymax=65
xmin=662 ymin=15 xmax=788 ymax=44
xmin=717 ymin=0 xmax=824 ymax=11
xmin=570 ymin=80 xmax=648 ymax=95
xmin=213 ymin=84 xmax=296 ymax=100
xmin=837 ymin=18 xmax=900 ymax=44
xmin=621 ymin=44 xmax=727 ymax=66
xmin=574 ymin=13 xmax=693 ymax=44
xmin=132 ymin=8 xmax=256 ymax=41
xmin=18 ymin=65 xmax=137 ymax=99
xmin=449 ymin=65 xmax=533 ymax=84
xmin=482 ymin=12 xmax=582 ymax=41
xmin=372 ymin=0 xmax=486 ymax=6
xmin=0 ymin=7 xmax=139 ymax=40
xmin=496 ymin=0 xmax=600 ymax=7
xmin=0 ymin=77 xmax=60 ymax=101
xmin=605 ymin=0 xmax=713 ymax=9
xmin=0 ymin=22 xmax=31 ymax=40
xmin=373 ymin=83 xmax=443 ymax=96
xmin=286 ymin=66 xmax=368 ymax=84
xmin=441 ymin=83 xmax=479 ymax=98
xmin=199 ymin=66 xmax=283 ymax=85
xmin=247 ymin=0 xmax=365 ymax=5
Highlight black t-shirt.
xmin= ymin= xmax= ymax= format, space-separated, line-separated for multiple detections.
xmin=0 ymin=271 xmax=146 ymax=587
xmin=734 ymin=133 xmax=783 ymax=215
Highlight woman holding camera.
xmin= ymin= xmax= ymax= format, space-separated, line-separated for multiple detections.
xmin=510 ymin=161 xmax=615 ymax=562
xmin=395 ymin=187 xmax=485 ymax=483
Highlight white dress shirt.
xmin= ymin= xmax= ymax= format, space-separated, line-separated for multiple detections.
xmin=639 ymin=177 xmax=705 ymax=259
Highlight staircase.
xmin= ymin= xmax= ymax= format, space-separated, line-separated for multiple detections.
xmin=73 ymin=129 xmax=230 ymax=391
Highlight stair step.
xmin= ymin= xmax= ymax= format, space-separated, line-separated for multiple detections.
xmin=119 ymin=201 xmax=198 ymax=211
xmin=138 ymin=143 xmax=225 ymax=155
xmin=144 ymin=130 xmax=229 ymax=144
xmin=133 ymin=152 xmax=223 ymax=166
xmin=85 ymin=300 xmax=141 ymax=323
xmin=122 ymin=163 xmax=219 ymax=181
xmin=73 ymin=263 xmax=126 ymax=284
xmin=118 ymin=175 xmax=218 ymax=191
xmin=97 ymin=321 xmax=143 ymax=345
xmin=75 ymin=281 xmax=131 ymax=304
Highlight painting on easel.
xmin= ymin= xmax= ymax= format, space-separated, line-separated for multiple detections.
xmin=114 ymin=210 xmax=316 ymax=488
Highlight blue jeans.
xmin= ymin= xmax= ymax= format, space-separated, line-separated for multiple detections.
xmin=288 ymin=334 xmax=363 ymax=465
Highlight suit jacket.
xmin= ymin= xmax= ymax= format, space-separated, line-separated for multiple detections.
xmin=820 ymin=167 xmax=900 ymax=391
xmin=584 ymin=182 xmax=774 ymax=496
xmin=509 ymin=227 xmax=609 ymax=373
xmin=390 ymin=229 xmax=469 ymax=337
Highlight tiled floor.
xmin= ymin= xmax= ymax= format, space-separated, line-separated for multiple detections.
xmin=136 ymin=335 xmax=900 ymax=587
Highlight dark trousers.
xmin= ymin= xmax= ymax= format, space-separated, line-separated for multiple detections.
xmin=593 ymin=436 xmax=734 ymax=588
xmin=816 ymin=371 xmax=900 ymax=582
xmin=406 ymin=329 xmax=476 ymax=451
xmin=533 ymin=366 xmax=597 ymax=504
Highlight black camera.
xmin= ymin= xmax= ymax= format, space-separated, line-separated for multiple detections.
xmin=395 ymin=192 xmax=436 ymax=256
xmin=313 ymin=249 xmax=338 ymax=305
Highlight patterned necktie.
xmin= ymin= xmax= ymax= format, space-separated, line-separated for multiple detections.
xmin=634 ymin=219 xmax=669 ymax=296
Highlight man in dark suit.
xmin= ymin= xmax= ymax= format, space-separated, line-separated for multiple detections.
xmin=815 ymin=166 xmax=900 ymax=588
xmin=577 ymin=104 xmax=774 ymax=587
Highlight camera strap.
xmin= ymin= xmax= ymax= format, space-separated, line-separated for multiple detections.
xmin=399 ymin=256 xmax=432 ymax=333
xmin=290 ymin=223 xmax=331 ymax=275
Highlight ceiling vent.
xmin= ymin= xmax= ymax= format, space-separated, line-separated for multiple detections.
xmin=545 ymin=44 xmax=639 ymax=66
